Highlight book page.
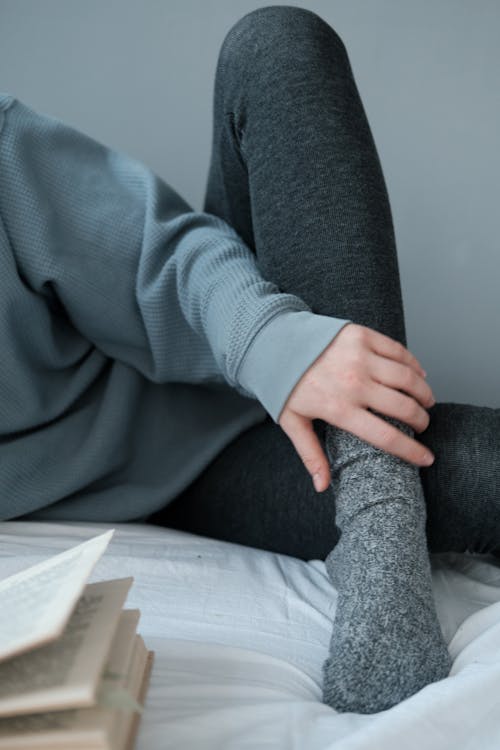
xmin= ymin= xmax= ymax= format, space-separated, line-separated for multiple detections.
xmin=125 ymin=649 xmax=155 ymax=750
xmin=96 ymin=610 xmax=141 ymax=712
xmin=0 ymin=610 xmax=149 ymax=750
xmin=0 ymin=530 xmax=114 ymax=662
xmin=115 ymin=635 xmax=150 ymax=750
xmin=0 ymin=578 xmax=133 ymax=717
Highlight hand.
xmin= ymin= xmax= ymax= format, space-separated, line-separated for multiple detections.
xmin=278 ymin=322 xmax=436 ymax=492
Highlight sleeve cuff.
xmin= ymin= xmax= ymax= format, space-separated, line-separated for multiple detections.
xmin=236 ymin=309 xmax=351 ymax=424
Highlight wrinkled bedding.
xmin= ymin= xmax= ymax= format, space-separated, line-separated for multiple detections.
xmin=1 ymin=520 xmax=500 ymax=749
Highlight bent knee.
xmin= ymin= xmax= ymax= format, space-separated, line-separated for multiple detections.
xmin=218 ymin=5 xmax=347 ymax=69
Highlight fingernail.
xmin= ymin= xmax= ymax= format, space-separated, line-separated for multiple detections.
xmin=313 ymin=473 xmax=322 ymax=491
xmin=422 ymin=452 xmax=434 ymax=466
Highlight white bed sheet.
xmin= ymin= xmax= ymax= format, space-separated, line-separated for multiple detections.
xmin=1 ymin=520 xmax=500 ymax=749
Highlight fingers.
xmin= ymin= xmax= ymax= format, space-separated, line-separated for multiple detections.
xmin=279 ymin=412 xmax=331 ymax=492
xmin=366 ymin=382 xmax=431 ymax=433
xmin=368 ymin=354 xmax=435 ymax=409
xmin=340 ymin=407 xmax=434 ymax=467
xmin=366 ymin=327 xmax=426 ymax=377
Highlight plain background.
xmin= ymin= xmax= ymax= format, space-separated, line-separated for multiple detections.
xmin=1 ymin=0 xmax=499 ymax=408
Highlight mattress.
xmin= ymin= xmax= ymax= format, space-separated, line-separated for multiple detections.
xmin=1 ymin=519 xmax=500 ymax=749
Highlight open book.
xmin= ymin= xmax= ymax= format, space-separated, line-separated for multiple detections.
xmin=0 ymin=530 xmax=154 ymax=750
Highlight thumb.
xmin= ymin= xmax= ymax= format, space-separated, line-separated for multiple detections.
xmin=279 ymin=411 xmax=331 ymax=493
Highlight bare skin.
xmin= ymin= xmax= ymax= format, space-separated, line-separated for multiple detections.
xmin=278 ymin=323 xmax=436 ymax=492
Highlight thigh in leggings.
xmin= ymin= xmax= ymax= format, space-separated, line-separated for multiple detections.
xmin=152 ymin=6 xmax=391 ymax=560
xmin=155 ymin=401 xmax=500 ymax=561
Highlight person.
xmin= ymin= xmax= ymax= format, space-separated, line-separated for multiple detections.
xmin=0 ymin=5 xmax=498 ymax=714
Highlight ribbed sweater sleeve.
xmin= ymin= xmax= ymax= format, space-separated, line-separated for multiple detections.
xmin=0 ymin=93 xmax=350 ymax=424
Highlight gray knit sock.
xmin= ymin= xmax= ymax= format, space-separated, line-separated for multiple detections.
xmin=321 ymin=417 xmax=452 ymax=713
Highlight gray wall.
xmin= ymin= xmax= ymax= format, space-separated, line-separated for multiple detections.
xmin=1 ymin=0 xmax=499 ymax=407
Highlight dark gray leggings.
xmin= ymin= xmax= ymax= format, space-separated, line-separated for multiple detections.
xmin=149 ymin=6 xmax=500 ymax=561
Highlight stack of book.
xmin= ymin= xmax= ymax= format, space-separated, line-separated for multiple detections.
xmin=0 ymin=529 xmax=153 ymax=749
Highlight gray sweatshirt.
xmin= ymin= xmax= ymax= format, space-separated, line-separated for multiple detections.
xmin=0 ymin=93 xmax=349 ymax=522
